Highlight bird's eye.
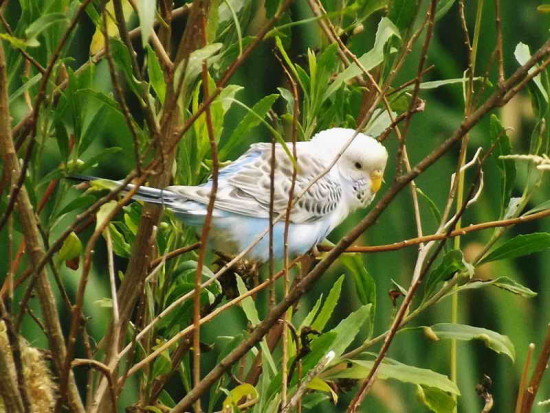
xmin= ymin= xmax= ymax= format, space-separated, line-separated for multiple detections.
xmin=354 ymin=162 xmax=362 ymax=169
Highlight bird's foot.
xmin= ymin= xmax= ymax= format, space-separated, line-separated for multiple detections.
xmin=214 ymin=252 xmax=261 ymax=299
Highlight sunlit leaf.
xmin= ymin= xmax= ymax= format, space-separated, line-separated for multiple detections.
xmin=136 ymin=0 xmax=156 ymax=46
xmin=56 ymin=232 xmax=82 ymax=263
xmin=424 ymin=323 xmax=515 ymax=361
xmin=96 ymin=200 xmax=118 ymax=232
xmin=222 ymin=383 xmax=258 ymax=411
xmin=307 ymin=377 xmax=338 ymax=403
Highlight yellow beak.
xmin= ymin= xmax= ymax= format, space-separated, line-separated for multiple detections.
xmin=370 ymin=170 xmax=383 ymax=193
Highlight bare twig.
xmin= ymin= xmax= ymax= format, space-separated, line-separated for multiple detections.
xmin=520 ymin=325 xmax=550 ymax=413
xmin=515 ymin=343 xmax=535 ymax=413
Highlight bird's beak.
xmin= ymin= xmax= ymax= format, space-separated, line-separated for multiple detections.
xmin=370 ymin=170 xmax=383 ymax=193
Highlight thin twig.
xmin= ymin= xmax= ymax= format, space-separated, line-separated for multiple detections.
xmin=515 ymin=343 xmax=535 ymax=413
xmin=520 ymin=324 xmax=550 ymax=413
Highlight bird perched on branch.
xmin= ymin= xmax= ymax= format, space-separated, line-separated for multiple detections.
xmin=73 ymin=128 xmax=388 ymax=263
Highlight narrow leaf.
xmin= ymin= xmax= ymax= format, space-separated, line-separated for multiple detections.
xmin=425 ymin=323 xmax=515 ymax=361
xmin=311 ymin=275 xmax=344 ymax=332
xmin=326 ymin=358 xmax=460 ymax=395
xmin=480 ymin=233 xmax=550 ymax=263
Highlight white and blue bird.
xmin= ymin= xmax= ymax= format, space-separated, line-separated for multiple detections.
xmin=77 ymin=128 xmax=388 ymax=262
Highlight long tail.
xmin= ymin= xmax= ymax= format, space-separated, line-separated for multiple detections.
xmin=68 ymin=174 xmax=179 ymax=207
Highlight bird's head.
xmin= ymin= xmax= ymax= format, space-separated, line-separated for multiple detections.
xmin=311 ymin=128 xmax=388 ymax=205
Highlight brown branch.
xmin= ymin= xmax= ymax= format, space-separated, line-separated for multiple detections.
xmin=190 ymin=60 xmax=220 ymax=412
xmin=170 ymin=37 xmax=550 ymax=413
xmin=0 ymin=40 xmax=85 ymax=413
xmin=520 ymin=324 xmax=550 ymax=413
xmin=150 ymin=242 xmax=201 ymax=267
xmin=515 ymin=343 xmax=535 ymax=413
xmin=72 ymin=359 xmax=117 ymax=410
xmin=493 ymin=0 xmax=505 ymax=84
xmin=318 ymin=207 xmax=550 ymax=254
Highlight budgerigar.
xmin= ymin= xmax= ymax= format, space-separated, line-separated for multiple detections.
xmin=75 ymin=128 xmax=388 ymax=262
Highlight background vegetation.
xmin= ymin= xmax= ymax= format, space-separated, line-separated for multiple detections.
xmin=0 ymin=0 xmax=549 ymax=412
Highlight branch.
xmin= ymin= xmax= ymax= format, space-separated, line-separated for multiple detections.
xmin=0 ymin=40 xmax=85 ymax=413
xmin=318 ymin=207 xmax=550 ymax=254
xmin=520 ymin=324 xmax=550 ymax=413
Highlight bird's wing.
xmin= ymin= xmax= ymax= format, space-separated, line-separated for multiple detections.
xmin=168 ymin=143 xmax=343 ymax=223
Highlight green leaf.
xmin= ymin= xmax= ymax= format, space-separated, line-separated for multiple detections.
xmin=324 ymin=17 xmax=400 ymax=100
xmin=524 ymin=200 xmax=550 ymax=216
xmin=136 ymin=0 xmax=156 ymax=46
xmin=480 ymin=233 xmax=550 ymax=264
xmin=417 ymin=385 xmax=457 ymax=413
xmin=107 ymin=223 xmax=131 ymax=258
xmin=514 ymin=43 xmax=548 ymax=102
xmin=328 ymin=304 xmax=372 ymax=358
xmin=341 ymin=254 xmax=376 ymax=313
xmin=416 ymin=188 xmax=442 ymax=224
xmin=300 ymin=294 xmax=323 ymax=329
xmin=236 ymin=276 xmax=277 ymax=375
xmin=301 ymin=332 xmax=338 ymax=376
xmin=220 ymin=94 xmax=279 ymax=159
xmin=175 ymin=43 xmax=223 ymax=95
xmin=435 ymin=0 xmax=457 ymax=21
xmin=490 ymin=115 xmax=516 ymax=216
xmin=311 ymin=275 xmax=344 ymax=332
xmin=425 ymin=250 xmax=473 ymax=298
xmin=25 ymin=13 xmax=68 ymax=41
xmin=326 ymin=357 xmax=460 ymax=395
xmin=57 ymin=195 xmax=96 ymax=217
xmin=424 ymin=323 xmax=515 ymax=361
xmin=147 ymin=46 xmax=166 ymax=102
xmin=0 ymin=33 xmax=38 ymax=49
xmin=459 ymin=276 xmax=537 ymax=298
xmin=56 ymin=232 xmax=82 ymax=263
xmin=222 ymin=383 xmax=258 ymax=410
xmin=96 ymin=200 xmax=118 ymax=232
xmin=9 ymin=73 xmax=41 ymax=105
xmin=307 ymin=377 xmax=338 ymax=403
xmin=388 ymin=0 xmax=418 ymax=32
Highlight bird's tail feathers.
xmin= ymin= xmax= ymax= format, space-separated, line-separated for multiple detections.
xmin=68 ymin=174 xmax=178 ymax=207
